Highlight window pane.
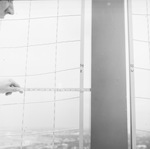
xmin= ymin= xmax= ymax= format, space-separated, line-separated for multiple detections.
xmin=58 ymin=16 xmax=81 ymax=42
xmin=56 ymin=92 xmax=79 ymax=101
xmin=0 ymin=20 xmax=28 ymax=47
xmin=0 ymin=135 xmax=22 ymax=149
xmin=56 ymin=70 xmax=80 ymax=88
xmin=0 ymin=0 xmax=91 ymax=149
xmin=55 ymin=98 xmax=79 ymax=129
xmin=131 ymin=0 xmax=147 ymax=14
xmin=136 ymin=98 xmax=150 ymax=131
xmin=57 ymin=42 xmax=80 ymax=71
xmin=22 ymin=133 xmax=53 ymax=148
xmin=131 ymin=1 xmax=150 ymax=148
xmin=23 ymin=103 xmax=54 ymax=132
xmin=26 ymin=74 xmax=55 ymax=88
xmin=25 ymin=92 xmax=54 ymax=103
xmin=136 ymin=130 xmax=150 ymax=149
xmin=133 ymin=41 xmax=150 ymax=69
xmin=132 ymin=15 xmax=148 ymax=41
xmin=4 ymin=1 xmax=30 ymax=20
xmin=54 ymin=130 xmax=80 ymax=149
xmin=29 ymin=18 xmax=57 ymax=45
xmin=0 ymin=105 xmax=23 ymax=135
xmin=134 ymin=69 xmax=150 ymax=98
xmin=27 ymin=45 xmax=55 ymax=75
xmin=30 ymin=0 xmax=57 ymax=18
xmin=0 ymin=48 xmax=26 ymax=76
xmin=59 ymin=0 xmax=81 ymax=15
xmin=84 ymin=92 xmax=91 ymax=149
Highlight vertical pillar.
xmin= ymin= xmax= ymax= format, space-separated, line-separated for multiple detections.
xmin=91 ymin=0 xmax=129 ymax=149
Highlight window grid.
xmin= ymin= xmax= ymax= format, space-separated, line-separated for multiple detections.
xmin=0 ymin=0 xmax=90 ymax=149
xmin=129 ymin=0 xmax=150 ymax=148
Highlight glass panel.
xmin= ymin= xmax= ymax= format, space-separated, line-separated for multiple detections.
xmin=0 ymin=20 xmax=28 ymax=48
xmin=84 ymin=45 xmax=91 ymax=88
xmin=26 ymin=74 xmax=55 ymax=88
xmin=136 ymin=130 xmax=150 ymax=149
xmin=0 ymin=48 xmax=26 ymax=76
xmin=25 ymin=92 xmax=54 ymax=103
xmin=0 ymin=105 xmax=23 ymax=135
xmin=133 ymin=41 xmax=150 ymax=69
xmin=148 ymin=0 xmax=150 ymax=14
xmin=0 ymin=0 xmax=91 ymax=149
xmin=56 ymin=70 xmax=80 ymax=88
xmin=58 ymin=16 xmax=81 ymax=42
xmin=55 ymin=98 xmax=79 ymax=129
xmin=23 ymin=103 xmax=54 ymax=133
xmin=134 ymin=69 xmax=150 ymax=98
xmin=22 ymin=133 xmax=53 ymax=149
xmin=30 ymin=0 xmax=57 ymax=18
xmin=59 ymin=0 xmax=81 ymax=15
xmin=56 ymin=92 xmax=79 ymax=101
xmin=27 ymin=45 xmax=55 ymax=75
xmin=132 ymin=15 xmax=148 ymax=41
xmin=4 ymin=1 xmax=30 ymax=20
xmin=54 ymin=130 xmax=79 ymax=149
xmin=84 ymin=92 xmax=91 ymax=131
xmin=131 ymin=1 xmax=150 ymax=149
xmin=57 ymin=42 xmax=80 ymax=71
xmin=84 ymin=92 xmax=91 ymax=149
xmin=131 ymin=0 xmax=147 ymax=14
xmin=29 ymin=18 xmax=57 ymax=45
xmin=136 ymin=98 xmax=150 ymax=131
xmin=0 ymin=135 xmax=22 ymax=149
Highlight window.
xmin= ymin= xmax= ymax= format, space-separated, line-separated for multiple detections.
xmin=129 ymin=0 xmax=150 ymax=148
xmin=0 ymin=0 xmax=91 ymax=149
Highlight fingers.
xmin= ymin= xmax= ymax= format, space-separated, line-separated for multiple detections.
xmin=0 ymin=79 xmax=23 ymax=95
xmin=9 ymin=87 xmax=23 ymax=93
xmin=9 ymin=79 xmax=23 ymax=94
xmin=5 ymin=92 xmax=12 ymax=96
xmin=9 ymin=79 xmax=20 ymax=88
xmin=5 ymin=87 xmax=23 ymax=96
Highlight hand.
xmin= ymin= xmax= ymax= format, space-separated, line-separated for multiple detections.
xmin=0 ymin=79 xmax=23 ymax=96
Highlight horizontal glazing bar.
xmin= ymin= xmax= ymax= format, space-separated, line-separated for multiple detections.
xmin=133 ymin=39 xmax=149 ymax=43
xmin=0 ymin=67 xmax=80 ymax=77
xmin=0 ymin=40 xmax=81 ymax=49
xmin=132 ymin=14 xmax=150 ymax=16
xmin=136 ymin=129 xmax=150 ymax=134
xmin=136 ymin=97 xmax=150 ymax=100
xmin=1 ymin=14 xmax=81 ymax=21
xmin=134 ymin=67 xmax=150 ymax=71
xmin=0 ymin=96 xmax=80 ymax=106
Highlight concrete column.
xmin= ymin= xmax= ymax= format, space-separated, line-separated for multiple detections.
xmin=91 ymin=0 xmax=128 ymax=149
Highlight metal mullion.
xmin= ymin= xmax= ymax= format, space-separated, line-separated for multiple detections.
xmin=79 ymin=0 xmax=85 ymax=148
xmin=127 ymin=0 xmax=137 ymax=148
